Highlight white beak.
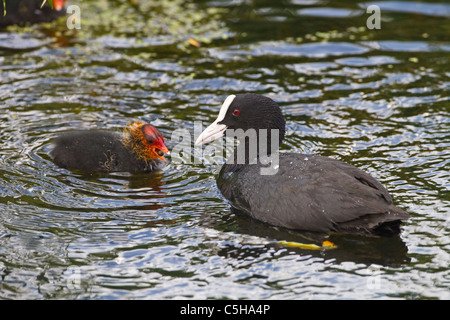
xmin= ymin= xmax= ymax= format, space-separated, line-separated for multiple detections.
xmin=195 ymin=95 xmax=236 ymax=146
xmin=195 ymin=121 xmax=227 ymax=146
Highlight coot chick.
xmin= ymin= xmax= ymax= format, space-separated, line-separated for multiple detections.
xmin=51 ymin=121 xmax=169 ymax=173
xmin=195 ymin=94 xmax=409 ymax=236
xmin=0 ymin=0 xmax=67 ymax=27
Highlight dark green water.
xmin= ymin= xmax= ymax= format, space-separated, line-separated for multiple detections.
xmin=0 ymin=0 xmax=449 ymax=299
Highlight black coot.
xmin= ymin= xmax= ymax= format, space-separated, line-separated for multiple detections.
xmin=195 ymin=93 xmax=409 ymax=236
xmin=51 ymin=121 xmax=169 ymax=173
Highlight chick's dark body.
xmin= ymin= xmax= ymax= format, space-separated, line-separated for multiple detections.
xmin=51 ymin=131 xmax=164 ymax=172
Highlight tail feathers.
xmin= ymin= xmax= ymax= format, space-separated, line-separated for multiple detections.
xmin=372 ymin=206 xmax=409 ymax=236
xmin=373 ymin=220 xmax=403 ymax=236
xmin=336 ymin=205 xmax=409 ymax=237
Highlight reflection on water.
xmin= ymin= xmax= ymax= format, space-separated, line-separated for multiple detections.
xmin=0 ymin=0 xmax=449 ymax=299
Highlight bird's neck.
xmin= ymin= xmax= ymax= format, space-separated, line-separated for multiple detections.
xmin=122 ymin=130 xmax=152 ymax=162
xmin=225 ymin=128 xmax=283 ymax=172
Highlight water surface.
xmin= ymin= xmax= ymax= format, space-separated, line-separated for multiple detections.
xmin=0 ymin=0 xmax=449 ymax=299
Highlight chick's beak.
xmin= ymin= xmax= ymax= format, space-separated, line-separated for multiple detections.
xmin=154 ymin=140 xmax=170 ymax=162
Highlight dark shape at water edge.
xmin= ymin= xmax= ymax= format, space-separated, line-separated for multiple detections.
xmin=0 ymin=0 xmax=67 ymax=27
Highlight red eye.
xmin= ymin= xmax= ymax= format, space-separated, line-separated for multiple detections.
xmin=232 ymin=109 xmax=240 ymax=116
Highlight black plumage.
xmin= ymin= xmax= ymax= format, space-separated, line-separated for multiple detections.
xmin=50 ymin=123 xmax=168 ymax=173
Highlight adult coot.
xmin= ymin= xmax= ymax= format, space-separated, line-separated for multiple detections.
xmin=0 ymin=0 xmax=67 ymax=26
xmin=51 ymin=121 xmax=169 ymax=173
xmin=195 ymin=94 xmax=409 ymax=236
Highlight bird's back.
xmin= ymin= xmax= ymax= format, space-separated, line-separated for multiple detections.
xmin=217 ymin=153 xmax=409 ymax=235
